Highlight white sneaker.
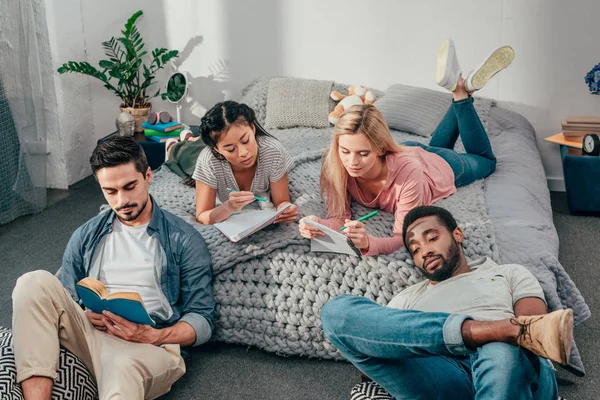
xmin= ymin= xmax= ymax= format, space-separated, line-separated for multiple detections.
xmin=436 ymin=39 xmax=462 ymax=92
xmin=465 ymin=45 xmax=515 ymax=92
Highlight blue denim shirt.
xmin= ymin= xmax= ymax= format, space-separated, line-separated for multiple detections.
xmin=59 ymin=196 xmax=215 ymax=346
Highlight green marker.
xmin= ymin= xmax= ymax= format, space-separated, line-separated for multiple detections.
xmin=340 ymin=210 xmax=379 ymax=231
xmin=228 ymin=188 xmax=267 ymax=202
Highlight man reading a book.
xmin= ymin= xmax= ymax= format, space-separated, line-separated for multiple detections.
xmin=321 ymin=205 xmax=573 ymax=400
xmin=11 ymin=136 xmax=215 ymax=399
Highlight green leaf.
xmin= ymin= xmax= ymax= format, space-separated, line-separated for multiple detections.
xmin=98 ymin=60 xmax=115 ymax=69
xmin=118 ymin=38 xmax=137 ymax=60
xmin=124 ymin=10 xmax=143 ymax=37
xmin=160 ymin=50 xmax=179 ymax=65
xmin=108 ymin=69 xmax=122 ymax=80
xmin=152 ymin=48 xmax=167 ymax=59
xmin=132 ymin=58 xmax=142 ymax=71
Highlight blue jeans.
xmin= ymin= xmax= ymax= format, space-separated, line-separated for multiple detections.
xmin=322 ymin=295 xmax=558 ymax=400
xmin=403 ymin=97 xmax=496 ymax=187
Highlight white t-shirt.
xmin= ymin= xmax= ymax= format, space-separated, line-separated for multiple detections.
xmin=95 ymin=218 xmax=163 ymax=314
xmin=387 ymin=257 xmax=546 ymax=321
xmin=192 ymin=135 xmax=293 ymax=209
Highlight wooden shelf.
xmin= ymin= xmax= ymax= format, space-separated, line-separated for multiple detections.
xmin=544 ymin=133 xmax=582 ymax=148
xmin=544 ymin=133 xmax=583 ymax=155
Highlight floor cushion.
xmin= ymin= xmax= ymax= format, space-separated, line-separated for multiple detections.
xmin=351 ymin=381 xmax=394 ymax=400
xmin=350 ymin=380 xmax=567 ymax=400
xmin=0 ymin=326 xmax=98 ymax=399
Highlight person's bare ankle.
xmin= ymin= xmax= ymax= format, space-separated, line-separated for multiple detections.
xmin=21 ymin=376 xmax=53 ymax=400
xmin=461 ymin=319 xmax=521 ymax=349
xmin=503 ymin=318 xmax=521 ymax=344
xmin=461 ymin=320 xmax=476 ymax=349
xmin=452 ymin=77 xmax=469 ymax=101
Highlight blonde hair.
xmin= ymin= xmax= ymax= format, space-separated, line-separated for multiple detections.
xmin=321 ymin=104 xmax=403 ymax=216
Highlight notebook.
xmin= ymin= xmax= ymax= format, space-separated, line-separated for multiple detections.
xmin=213 ymin=203 xmax=291 ymax=242
xmin=303 ymin=219 xmax=362 ymax=257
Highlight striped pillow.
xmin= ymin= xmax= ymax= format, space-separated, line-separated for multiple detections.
xmin=374 ymin=84 xmax=452 ymax=137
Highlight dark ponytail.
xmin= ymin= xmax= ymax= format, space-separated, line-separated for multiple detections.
xmin=199 ymin=101 xmax=272 ymax=160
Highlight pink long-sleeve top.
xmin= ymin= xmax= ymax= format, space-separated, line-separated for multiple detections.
xmin=318 ymin=147 xmax=456 ymax=256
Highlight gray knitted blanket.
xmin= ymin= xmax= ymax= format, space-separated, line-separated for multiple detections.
xmin=150 ymin=145 xmax=498 ymax=358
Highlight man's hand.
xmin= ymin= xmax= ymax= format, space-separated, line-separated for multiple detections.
xmin=86 ymin=310 xmax=109 ymax=331
xmin=342 ymin=219 xmax=370 ymax=250
xmin=274 ymin=202 xmax=298 ymax=223
xmin=102 ymin=311 xmax=162 ymax=345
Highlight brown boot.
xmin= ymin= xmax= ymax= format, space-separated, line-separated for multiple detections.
xmin=512 ymin=309 xmax=573 ymax=365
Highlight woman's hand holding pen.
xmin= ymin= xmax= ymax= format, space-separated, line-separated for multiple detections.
xmin=226 ymin=190 xmax=256 ymax=211
xmin=342 ymin=220 xmax=370 ymax=250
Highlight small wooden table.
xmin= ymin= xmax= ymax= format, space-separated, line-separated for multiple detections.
xmin=545 ymin=133 xmax=600 ymax=213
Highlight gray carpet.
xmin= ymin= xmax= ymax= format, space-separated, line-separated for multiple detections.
xmin=0 ymin=176 xmax=596 ymax=399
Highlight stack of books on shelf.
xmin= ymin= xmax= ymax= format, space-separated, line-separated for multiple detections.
xmin=142 ymin=121 xmax=182 ymax=143
xmin=562 ymin=116 xmax=600 ymax=143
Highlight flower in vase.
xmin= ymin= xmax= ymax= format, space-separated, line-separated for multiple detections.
xmin=585 ymin=63 xmax=600 ymax=94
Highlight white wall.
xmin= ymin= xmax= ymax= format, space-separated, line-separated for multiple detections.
xmin=43 ymin=0 xmax=600 ymax=189
xmin=44 ymin=0 xmax=95 ymax=188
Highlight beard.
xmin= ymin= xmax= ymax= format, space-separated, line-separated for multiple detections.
xmin=115 ymin=198 xmax=148 ymax=222
xmin=421 ymin=239 xmax=461 ymax=282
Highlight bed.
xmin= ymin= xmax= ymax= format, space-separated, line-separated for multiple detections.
xmin=149 ymin=77 xmax=590 ymax=376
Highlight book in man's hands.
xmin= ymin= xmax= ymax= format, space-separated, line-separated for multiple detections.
xmin=75 ymin=277 xmax=156 ymax=326
xmin=213 ymin=203 xmax=291 ymax=242
xmin=303 ymin=219 xmax=362 ymax=258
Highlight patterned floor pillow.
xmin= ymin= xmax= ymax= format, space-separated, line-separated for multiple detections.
xmin=350 ymin=380 xmax=567 ymax=400
xmin=0 ymin=327 xmax=98 ymax=399
xmin=351 ymin=381 xmax=394 ymax=400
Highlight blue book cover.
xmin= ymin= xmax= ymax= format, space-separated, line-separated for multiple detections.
xmin=146 ymin=134 xmax=179 ymax=143
xmin=76 ymin=278 xmax=156 ymax=326
xmin=141 ymin=121 xmax=181 ymax=133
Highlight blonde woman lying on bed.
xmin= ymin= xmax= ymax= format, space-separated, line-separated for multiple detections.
xmin=299 ymin=40 xmax=514 ymax=255
xmin=193 ymin=101 xmax=298 ymax=224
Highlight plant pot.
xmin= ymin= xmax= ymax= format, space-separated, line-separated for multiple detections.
xmin=120 ymin=104 xmax=151 ymax=133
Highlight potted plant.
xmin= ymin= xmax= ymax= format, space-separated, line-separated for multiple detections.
xmin=57 ymin=10 xmax=179 ymax=132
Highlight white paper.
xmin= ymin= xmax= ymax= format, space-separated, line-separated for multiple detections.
xmin=214 ymin=203 xmax=290 ymax=242
xmin=303 ymin=219 xmax=361 ymax=257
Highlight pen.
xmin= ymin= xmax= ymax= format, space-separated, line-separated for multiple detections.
xmin=340 ymin=210 xmax=378 ymax=231
xmin=228 ymin=188 xmax=267 ymax=202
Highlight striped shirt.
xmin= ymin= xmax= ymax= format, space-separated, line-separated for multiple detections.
xmin=192 ymin=135 xmax=293 ymax=209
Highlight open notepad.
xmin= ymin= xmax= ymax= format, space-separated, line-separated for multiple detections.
xmin=214 ymin=203 xmax=291 ymax=242
xmin=304 ymin=219 xmax=362 ymax=257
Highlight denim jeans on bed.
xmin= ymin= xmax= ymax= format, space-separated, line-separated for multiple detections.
xmin=322 ymin=295 xmax=558 ymax=400
xmin=403 ymin=96 xmax=496 ymax=187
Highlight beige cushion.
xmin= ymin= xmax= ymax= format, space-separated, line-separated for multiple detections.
xmin=264 ymin=77 xmax=333 ymax=129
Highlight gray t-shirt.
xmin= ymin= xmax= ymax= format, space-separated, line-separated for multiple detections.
xmin=387 ymin=257 xmax=546 ymax=321
xmin=192 ymin=135 xmax=293 ymax=208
